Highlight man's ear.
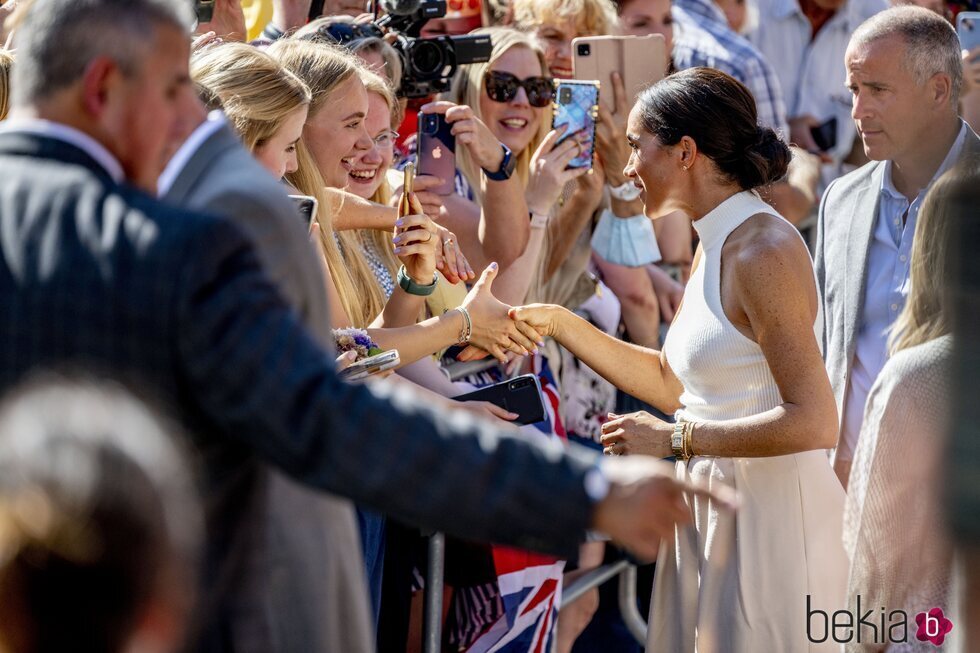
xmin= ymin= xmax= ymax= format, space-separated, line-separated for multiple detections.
xmin=79 ymin=56 xmax=123 ymax=121
xmin=928 ymin=71 xmax=953 ymax=108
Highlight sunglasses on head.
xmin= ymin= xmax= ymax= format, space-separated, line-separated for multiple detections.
xmin=484 ymin=71 xmax=555 ymax=108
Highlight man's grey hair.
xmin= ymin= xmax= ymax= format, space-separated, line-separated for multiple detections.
xmin=851 ymin=5 xmax=963 ymax=105
xmin=11 ymin=0 xmax=194 ymax=107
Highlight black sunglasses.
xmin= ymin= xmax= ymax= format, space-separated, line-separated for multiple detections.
xmin=299 ymin=22 xmax=383 ymax=46
xmin=484 ymin=71 xmax=555 ymax=108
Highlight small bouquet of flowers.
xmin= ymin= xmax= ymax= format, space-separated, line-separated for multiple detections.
xmin=332 ymin=328 xmax=384 ymax=361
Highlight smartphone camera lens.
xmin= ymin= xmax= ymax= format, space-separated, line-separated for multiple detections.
xmin=576 ymin=43 xmax=591 ymax=57
xmin=559 ymin=87 xmax=572 ymax=105
xmin=424 ymin=114 xmax=438 ymax=133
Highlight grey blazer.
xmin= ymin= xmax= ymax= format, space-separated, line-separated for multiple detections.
xmin=162 ymin=124 xmax=374 ymax=653
xmin=814 ymin=126 xmax=980 ymax=434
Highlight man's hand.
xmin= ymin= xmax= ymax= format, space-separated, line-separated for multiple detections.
xmin=196 ymin=0 xmax=247 ymax=42
xmin=593 ymin=456 xmax=738 ymax=561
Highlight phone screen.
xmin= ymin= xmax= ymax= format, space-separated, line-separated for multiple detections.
xmin=553 ymin=81 xmax=600 ymax=170
xmin=289 ymin=195 xmax=318 ymax=228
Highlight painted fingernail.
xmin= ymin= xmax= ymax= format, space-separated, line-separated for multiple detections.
xmin=395 ymin=219 xmax=404 ymax=227
xmin=393 ymin=247 xmax=403 ymax=254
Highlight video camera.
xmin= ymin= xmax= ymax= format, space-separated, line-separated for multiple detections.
xmin=310 ymin=0 xmax=492 ymax=98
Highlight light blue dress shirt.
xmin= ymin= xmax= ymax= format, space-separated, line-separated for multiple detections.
xmin=840 ymin=123 xmax=969 ymax=458
xmin=747 ymin=0 xmax=887 ymax=177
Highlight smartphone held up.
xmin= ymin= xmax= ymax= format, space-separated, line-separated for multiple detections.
xmin=552 ymin=79 xmax=601 ymax=171
xmin=417 ymin=112 xmax=456 ymax=195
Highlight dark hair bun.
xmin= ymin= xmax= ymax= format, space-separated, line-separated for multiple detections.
xmin=636 ymin=68 xmax=792 ymax=191
xmin=736 ymin=126 xmax=791 ymax=189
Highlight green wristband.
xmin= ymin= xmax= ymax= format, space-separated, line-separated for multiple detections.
xmin=397 ymin=265 xmax=438 ymax=296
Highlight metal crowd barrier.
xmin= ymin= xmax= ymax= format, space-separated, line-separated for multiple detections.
xmin=422 ymin=537 xmax=648 ymax=652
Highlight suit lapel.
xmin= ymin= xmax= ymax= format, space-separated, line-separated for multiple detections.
xmin=842 ymin=162 xmax=885 ymax=367
xmin=165 ymin=124 xmax=241 ymax=204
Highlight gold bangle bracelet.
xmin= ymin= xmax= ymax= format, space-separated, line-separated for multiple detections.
xmin=683 ymin=421 xmax=696 ymax=458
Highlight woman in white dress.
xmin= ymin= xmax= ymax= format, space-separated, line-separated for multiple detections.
xmin=511 ymin=67 xmax=847 ymax=652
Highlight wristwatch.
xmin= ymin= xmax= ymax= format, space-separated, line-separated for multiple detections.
xmin=607 ymin=180 xmax=643 ymax=202
xmin=671 ymin=421 xmax=688 ymax=460
xmin=397 ymin=265 xmax=438 ymax=296
xmin=483 ymin=144 xmax=516 ymax=181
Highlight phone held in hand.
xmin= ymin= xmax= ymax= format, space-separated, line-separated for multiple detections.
xmin=958 ymin=12 xmax=980 ymax=55
xmin=417 ymin=112 xmax=456 ymax=195
xmin=339 ymin=349 xmax=401 ymax=382
xmin=552 ymin=80 xmax=600 ymax=171
xmin=453 ymin=375 xmax=546 ymax=426
xmin=810 ymin=117 xmax=838 ymax=152
xmin=288 ymin=194 xmax=318 ymax=229
xmin=194 ymin=0 xmax=215 ymax=23
xmin=572 ymin=35 xmax=667 ymax=113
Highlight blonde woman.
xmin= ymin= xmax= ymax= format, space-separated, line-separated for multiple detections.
xmin=191 ymin=43 xmax=309 ymax=179
xmin=441 ymin=27 xmax=592 ymax=309
xmin=843 ymin=163 xmax=978 ymax=652
xmin=0 ymin=49 xmax=11 ymax=121
xmin=267 ymin=38 xmax=542 ymax=364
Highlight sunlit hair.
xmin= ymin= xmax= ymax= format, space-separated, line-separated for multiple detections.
xmin=358 ymin=69 xmax=402 ymax=292
xmin=270 ymin=38 xmax=387 ymax=328
xmin=191 ymin=43 xmax=311 ymax=152
xmin=448 ymin=27 xmax=551 ymax=201
xmin=888 ymin=160 xmax=978 ymax=353
xmin=851 ymin=5 xmax=963 ymax=104
xmin=0 ymin=50 xmax=12 ymax=121
xmin=511 ymin=0 xmax=619 ymax=38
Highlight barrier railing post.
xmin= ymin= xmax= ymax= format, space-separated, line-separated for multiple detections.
xmin=423 ymin=532 xmax=446 ymax=653
xmin=617 ymin=564 xmax=648 ymax=644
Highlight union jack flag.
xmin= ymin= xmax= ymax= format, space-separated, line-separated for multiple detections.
xmin=446 ymin=355 xmax=568 ymax=653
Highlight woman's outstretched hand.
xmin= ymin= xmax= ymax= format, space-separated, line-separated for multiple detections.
xmin=600 ymin=411 xmax=673 ymax=458
xmin=456 ymin=264 xmax=545 ymax=363
xmin=506 ymin=304 xmax=565 ymax=340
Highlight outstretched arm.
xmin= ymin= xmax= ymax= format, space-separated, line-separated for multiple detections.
xmin=177 ymin=215 xmax=736 ymax=559
xmin=508 ymin=303 xmax=683 ymax=415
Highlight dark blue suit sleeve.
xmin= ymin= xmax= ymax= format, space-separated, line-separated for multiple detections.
xmin=174 ymin=217 xmax=597 ymax=557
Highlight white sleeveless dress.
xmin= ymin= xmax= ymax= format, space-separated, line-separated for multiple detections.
xmin=649 ymin=191 xmax=847 ymax=653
